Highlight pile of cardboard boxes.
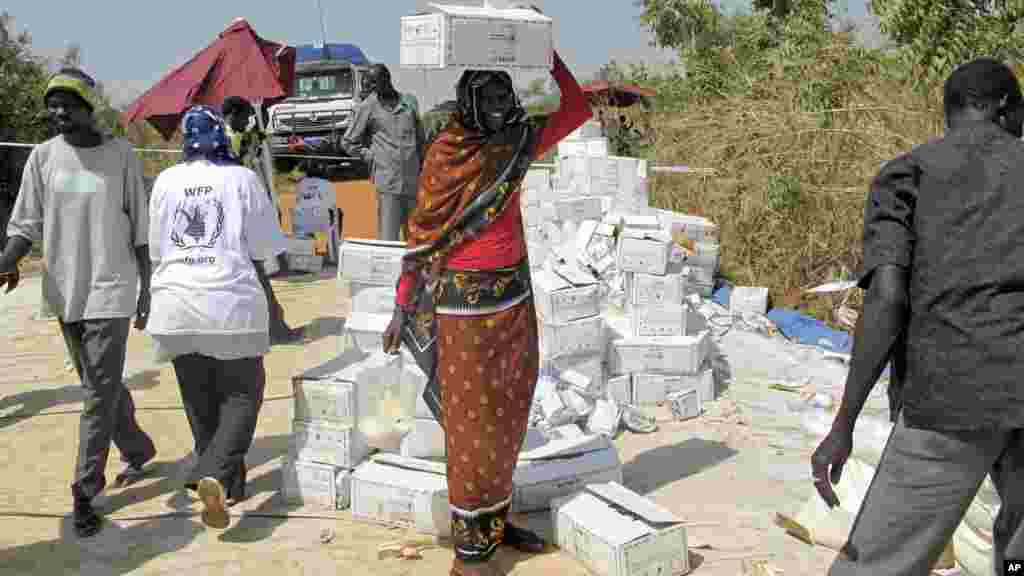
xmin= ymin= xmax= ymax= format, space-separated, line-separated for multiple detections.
xmin=280 ymin=119 xmax=719 ymax=573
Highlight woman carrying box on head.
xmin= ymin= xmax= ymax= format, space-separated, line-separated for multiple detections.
xmin=381 ymin=23 xmax=593 ymax=576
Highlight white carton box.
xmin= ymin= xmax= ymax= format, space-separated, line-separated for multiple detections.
xmin=566 ymin=120 xmax=604 ymax=141
xmin=577 ymin=221 xmax=618 ymax=268
xmin=291 ymin=348 xmax=368 ymax=425
xmin=289 ymin=420 xmax=370 ymax=469
xmin=618 ymin=229 xmax=673 ymax=276
xmin=523 ymin=168 xmax=550 ymax=206
xmin=551 ymin=482 xmax=690 ymax=576
xmin=400 ymin=3 xmax=553 ymax=70
xmin=540 ymin=316 xmax=605 ymax=359
xmin=667 ymin=388 xmax=701 ymax=421
xmin=559 ymin=138 xmax=610 ymax=159
xmin=281 ymin=458 xmax=351 ymax=510
xmin=398 ymin=417 xmax=446 ymax=459
xmin=533 ymin=267 xmax=601 ymax=324
xmin=542 ymin=352 xmax=605 ymax=394
xmin=292 ymin=377 xmax=355 ymax=426
xmin=349 ymin=282 xmax=398 ymax=315
xmin=631 ymin=269 xmax=689 ymax=306
xmin=607 ymin=374 xmax=633 ymax=405
xmin=665 ymin=364 xmax=716 ymax=404
xmin=632 ymin=373 xmax=695 ymax=405
xmin=350 ymin=459 xmax=450 ymax=536
xmin=400 ymin=349 xmax=436 ymax=420
xmin=286 ymin=237 xmax=316 ymax=256
xmin=608 ymin=331 xmax=710 ymax=375
xmin=513 ymin=440 xmax=623 ymax=513
xmin=554 ymin=196 xmax=604 ymax=223
xmin=621 ymin=214 xmax=661 ymax=231
xmin=587 ymin=396 xmax=622 ymax=437
xmin=339 ymin=239 xmax=406 ymax=286
xmin=336 ymin=352 xmax=417 ymax=450
xmin=730 ymin=286 xmax=769 ymax=316
xmin=611 ymin=158 xmax=650 ymax=213
xmin=286 ymin=253 xmax=324 ymax=274
xmin=632 ymin=303 xmax=689 ymax=338
xmin=346 ymin=312 xmax=391 ymax=353
xmin=656 ymin=210 xmax=719 ymax=243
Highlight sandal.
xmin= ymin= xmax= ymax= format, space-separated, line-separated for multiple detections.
xmin=197 ymin=477 xmax=230 ymax=529
xmin=73 ymin=499 xmax=102 ymax=538
xmin=502 ymin=523 xmax=545 ymax=553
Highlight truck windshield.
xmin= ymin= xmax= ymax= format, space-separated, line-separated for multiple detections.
xmin=296 ymin=69 xmax=353 ymax=98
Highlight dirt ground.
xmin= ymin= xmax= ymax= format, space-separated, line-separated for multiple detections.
xmin=0 ymin=267 xmax=839 ymax=575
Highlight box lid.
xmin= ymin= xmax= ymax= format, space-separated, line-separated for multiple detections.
xmin=518 ymin=433 xmax=611 ymax=461
xmin=370 ymin=453 xmax=447 ymax=476
xmin=353 ymin=460 xmax=447 ymax=491
xmin=427 ymin=2 xmax=554 ymax=23
xmin=294 ymin=347 xmax=369 ymax=381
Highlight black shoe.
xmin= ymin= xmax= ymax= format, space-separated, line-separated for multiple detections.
xmin=73 ymin=498 xmax=102 ymax=538
xmin=502 ymin=523 xmax=546 ymax=554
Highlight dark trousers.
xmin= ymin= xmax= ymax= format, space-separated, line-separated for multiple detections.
xmin=172 ymin=354 xmax=266 ymax=500
xmin=60 ymin=317 xmax=155 ymax=500
xmin=377 ymin=193 xmax=415 ymax=241
xmin=830 ymin=413 xmax=1024 ymax=575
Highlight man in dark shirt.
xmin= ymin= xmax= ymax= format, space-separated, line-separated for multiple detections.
xmin=812 ymin=58 xmax=1024 ymax=575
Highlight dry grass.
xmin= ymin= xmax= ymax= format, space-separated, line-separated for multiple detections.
xmin=646 ymin=39 xmax=955 ymax=324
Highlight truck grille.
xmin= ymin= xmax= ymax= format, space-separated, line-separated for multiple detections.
xmin=275 ymin=113 xmax=349 ymax=132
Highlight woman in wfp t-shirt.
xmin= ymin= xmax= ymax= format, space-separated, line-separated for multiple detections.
xmin=147 ymin=106 xmax=279 ymax=530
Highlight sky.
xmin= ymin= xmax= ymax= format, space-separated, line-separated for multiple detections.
xmin=3 ymin=0 xmax=877 ymax=109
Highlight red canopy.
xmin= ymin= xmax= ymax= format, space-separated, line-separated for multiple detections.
xmin=581 ymin=81 xmax=656 ymax=108
xmin=121 ymin=19 xmax=295 ymax=139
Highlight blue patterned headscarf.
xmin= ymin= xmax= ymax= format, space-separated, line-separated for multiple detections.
xmin=181 ymin=105 xmax=237 ymax=164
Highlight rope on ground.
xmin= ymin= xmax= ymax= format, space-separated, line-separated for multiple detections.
xmin=0 ymin=510 xmax=356 ymax=521
xmin=0 ymin=394 xmax=294 ymax=420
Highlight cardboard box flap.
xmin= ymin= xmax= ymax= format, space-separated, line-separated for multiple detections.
xmin=553 ymin=261 xmax=598 ymax=287
xmin=532 ymin=268 xmax=571 ymax=293
xmin=557 ymin=491 xmax=654 ymax=545
xmin=586 ymin=481 xmax=683 ymax=525
xmin=354 ymin=460 xmax=447 ymax=490
xmin=518 ymin=433 xmax=610 ymax=461
xmin=369 ymin=453 xmax=447 ymax=477
xmin=427 ymin=2 xmax=554 ymax=23
xmin=295 ymin=348 xmax=369 ymax=381
xmin=347 ymin=312 xmax=393 ymax=333
xmin=621 ymin=228 xmax=670 ymax=242
xmin=336 ymin=350 xmax=402 ymax=382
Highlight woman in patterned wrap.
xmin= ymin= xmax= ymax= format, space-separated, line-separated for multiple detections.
xmin=381 ymin=46 xmax=592 ymax=575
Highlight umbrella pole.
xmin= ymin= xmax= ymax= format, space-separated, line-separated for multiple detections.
xmin=254 ymin=99 xmax=281 ymax=218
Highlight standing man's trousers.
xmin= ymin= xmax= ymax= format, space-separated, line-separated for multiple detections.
xmin=829 ymin=413 xmax=1024 ymax=575
xmin=60 ymin=317 xmax=156 ymax=500
xmin=378 ymin=192 xmax=416 ymax=241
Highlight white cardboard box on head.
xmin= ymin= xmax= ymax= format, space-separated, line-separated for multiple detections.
xmin=533 ymin=267 xmax=601 ymax=324
xmin=618 ymin=229 xmax=673 ymax=276
xmin=281 ymin=458 xmax=351 ymax=510
xmin=513 ymin=439 xmax=623 ymax=513
xmin=400 ymin=3 xmax=553 ymax=70
xmin=339 ymin=239 xmax=406 ymax=286
xmin=608 ymin=331 xmax=710 ymax=375
xmin=540 ymin=315 xmax=605 ymax=359
xmin=350 ymin=458 xmax=450 ymax=536
xmin=632 ymin=303 xmax=689 ymax=338
xmin=551 ymin=482 xmax=690 ymax=576
xmin=289 ymin=419 xmax=370 ymax=469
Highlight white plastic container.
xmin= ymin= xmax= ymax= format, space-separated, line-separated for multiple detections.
xmin=400 ymin=3 xmax=553 ymax=70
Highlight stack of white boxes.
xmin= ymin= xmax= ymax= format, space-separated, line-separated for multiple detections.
xmin=282 ymin=347 xmax=369 ymax=510
xmin=656 ymin=209 xmax=720 ymax=298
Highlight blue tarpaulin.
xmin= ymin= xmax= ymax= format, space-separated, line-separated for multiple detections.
xmin=713 ymin=283 xmax=853 ymax=353
xmin=295 ymin=43 xmax=368 ymax=66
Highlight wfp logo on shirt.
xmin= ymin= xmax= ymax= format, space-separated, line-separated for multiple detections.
xmin=171 ymin=189 xmax=224 ymax=253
